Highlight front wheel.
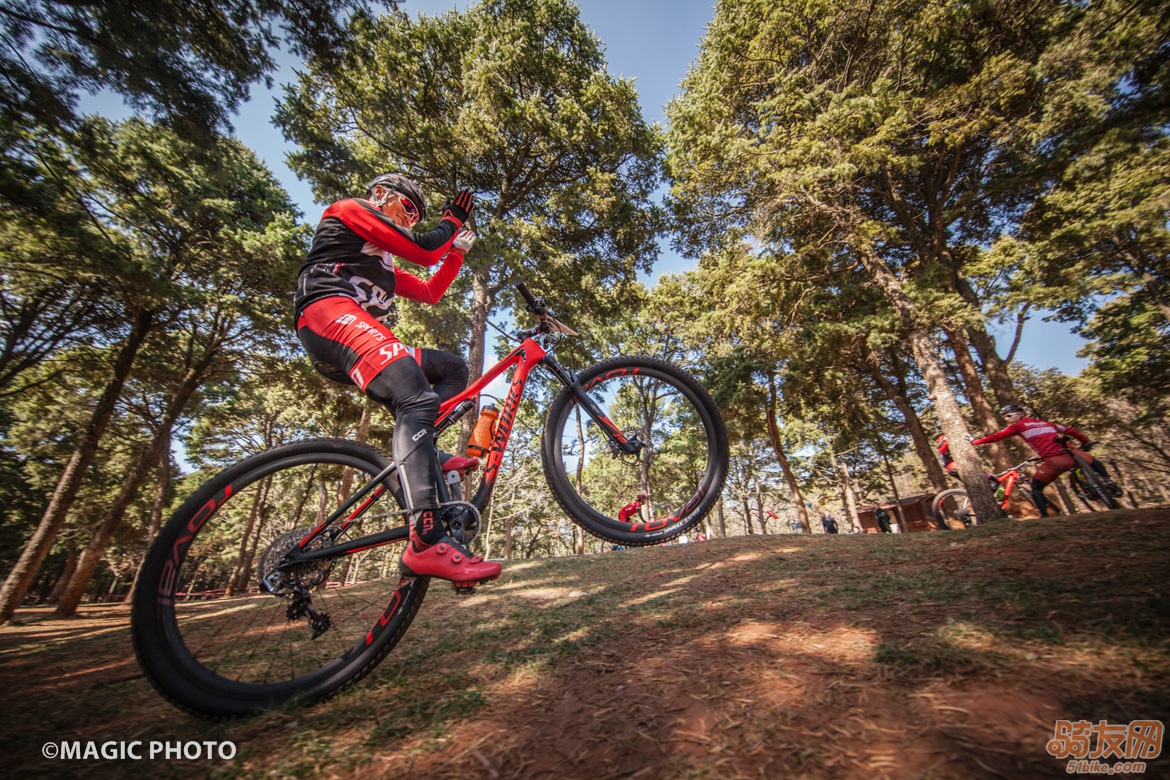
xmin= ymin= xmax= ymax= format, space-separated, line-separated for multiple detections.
xmin=932 ymin=489 xmax=978 ymax=529
xmin=132 ymin=439 xmax=427 ymax=718
xmin=542 ymin=356 xmax=729 ymax=546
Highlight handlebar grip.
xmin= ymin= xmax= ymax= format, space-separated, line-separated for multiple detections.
xmin=516 ymin=282 xmax=538 ymax=309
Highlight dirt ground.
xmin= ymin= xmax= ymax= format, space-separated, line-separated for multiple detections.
xmin=2 ymin=508 xmax=1168 ymax=779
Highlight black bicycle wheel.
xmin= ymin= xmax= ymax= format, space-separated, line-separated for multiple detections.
xmin=132 ymin=439 xmax=427 ymax=718
xmin=932 ymin=489 xmax=977 ymax=529
xmin=1072 ymin=455 xmax=1121 ymax=510
xmin=541 ymin=356 xmax=729 ymax=546
xmin=1068 ymin=472 xmax=1098 ymax=512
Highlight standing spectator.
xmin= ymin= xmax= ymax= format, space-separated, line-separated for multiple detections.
xmin=820 ymin=514 xmax=839 ymax=534
xmin=874 ymin=507 xmax=892 ymax=533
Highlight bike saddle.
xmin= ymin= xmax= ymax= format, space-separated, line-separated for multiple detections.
xmin=441 ymin=454 xmax=480 ymax=472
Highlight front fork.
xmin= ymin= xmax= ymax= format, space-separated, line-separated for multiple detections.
xmin=540 ymin=356 xmax=642 ymax=456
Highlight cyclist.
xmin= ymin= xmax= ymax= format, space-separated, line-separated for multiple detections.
xmin=294 ymin=173 xmax=501 ymax=586
xmin=619 ymin=493 xmax=647 ymax=523
xmin=936 ymin=434 xmax=959 ymax=478
xmin=971 ymin=405 xmax=1117 ymax=517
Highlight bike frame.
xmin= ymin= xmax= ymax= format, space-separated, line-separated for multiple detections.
xmin=285 ymin=334 xmax=634 ymax=566
xmin=996 ymin=469 xmax=1023 ymax=510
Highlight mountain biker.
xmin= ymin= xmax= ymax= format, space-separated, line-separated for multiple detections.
xmin=971 ymin=404 xmax=1117 ymax=518
xmin=294 ymin=172 xmax=501 ymax=587
xmin=619 ymin=493 xmax=647 ymax=523
xmin=935 ymin=434 xmax=960 ymax=477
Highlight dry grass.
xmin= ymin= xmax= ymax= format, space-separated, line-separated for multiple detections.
xmin=2 ymin=509 xmax=1169 ymax=779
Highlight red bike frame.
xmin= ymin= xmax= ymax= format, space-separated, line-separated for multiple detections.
xmin=285 ymin=329 xmax=639 ymax=564
xmin=436 ymin=336 xmax=548 ymax=496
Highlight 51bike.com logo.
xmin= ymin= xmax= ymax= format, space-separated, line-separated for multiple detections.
xmin=1047 ymin=720 xmax=1162 ymax=775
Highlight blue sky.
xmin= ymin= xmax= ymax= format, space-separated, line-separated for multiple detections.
xmin=86 ymin=0 xmax=1090 ymax=376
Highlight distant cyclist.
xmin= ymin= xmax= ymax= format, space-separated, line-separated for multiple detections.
xmin=936 ymin=434 xmax=959 ymax=478
xmin=294 ymin=172 xmax=500 ymax=586
xmin=971 ymin=405 xmax=1117 ymax=517
xmin=619 ymin=493 xmax=647 ymax=524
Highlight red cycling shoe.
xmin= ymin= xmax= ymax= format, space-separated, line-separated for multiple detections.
xmin=400 ymin=529 xmax=501 ymax=587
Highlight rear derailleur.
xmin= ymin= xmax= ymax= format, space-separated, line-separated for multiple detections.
xmin=286 ymin=586 xmax=332 ymax=640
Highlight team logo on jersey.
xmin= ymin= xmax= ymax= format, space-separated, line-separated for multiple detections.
xmin=334 ymin=313 xmax=358 ymax=325
xmin=378 ymin=343 xmax=411 ymax=364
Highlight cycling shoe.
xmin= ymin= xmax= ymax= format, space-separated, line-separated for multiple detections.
xmin=400 ymin=530 xmax=501 ymax=586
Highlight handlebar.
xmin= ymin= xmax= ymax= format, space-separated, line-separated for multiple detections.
xmin=990 ymin=456 xmax=1042 ymax=480
xmin=515 ymin=282 xmax=546 ymax=315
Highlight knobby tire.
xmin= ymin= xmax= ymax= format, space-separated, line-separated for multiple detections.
xmin=541 ymin=356 xmax=729 ymax=546
xmin=132 ymin=439 xmax=427 ymax=718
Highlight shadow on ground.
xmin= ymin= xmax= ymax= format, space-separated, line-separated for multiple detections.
xmin=2 ymin=509 xmax=1168 ymax=779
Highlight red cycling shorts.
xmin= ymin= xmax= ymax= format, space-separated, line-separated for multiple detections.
xmin=295 ymin=296 xmax=421 ymax=392
xmin=1032 ymin=451 xmax=1095 ymax=483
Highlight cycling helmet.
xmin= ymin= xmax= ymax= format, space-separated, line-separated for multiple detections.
xmin=1000 ymin=404 xmax=1025 ymax=416
xmin=637 ymin=493 xmax=648 ymax=502
xmin=365 ymin=173 xmax=427 ymax=221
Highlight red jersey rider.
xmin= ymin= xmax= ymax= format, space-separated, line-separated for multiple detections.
xmin=971 ymin=404 xmax=1116 ymax=517
xmin=619 ymin=494 xmax=647 ymax=524
xmin=294 ymin=173 xmax=500 ymax=588
xmin=936 ymin=434 xmax=959 ymax=477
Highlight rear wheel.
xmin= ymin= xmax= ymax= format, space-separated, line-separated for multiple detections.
xmin=932 ymin=489 xmax=977 ymax=529
xmin=1071 ymin=455 xmax=1121 ymax=510
xmin=132 ymin=439 xmax=427 ymax=718
xmin=542 ymin=356 xmax=729 ymax=546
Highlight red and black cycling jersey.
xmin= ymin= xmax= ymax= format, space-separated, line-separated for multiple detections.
xmin=295 ymin=198 xmax=463 ymax=320
xmin=972 ymin=417 xmax=1089 ymax=460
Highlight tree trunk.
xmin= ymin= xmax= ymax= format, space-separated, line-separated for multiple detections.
xmin=949 ymin=267 xmax=1022 ymax=409
xmin=879 ymin=448 xmax=908 ymax=532
xmin=892 ymin=394 xmax=949 ymax=492
xmin=46 ymin=539 xmax=79 ymax=603
xmin=461 ymin=270 xmax=494 ymax=453
xmin=54 ymin=325 xmax=222 ymax=618
xmin=505 ymin=513 xmax=513 ymax=560
xmin=717 ymin=496 xmax=726 ymax=538
xmin=575 ymin=407 xmax=586 ymax=555
xmin=741 ymin=493 xmax=754 ymax=534
xmin=765 ymin=373 xmax=810 ymax=530
xmin=129 ymin=432 xmax=171 ymax=600
xmin=834 ymin=453 xmax=861 ymax=532
xmin=0 ymin=308 xmax=154 ymax=623
xmin=754 ymin=480 xmax=768 ymax=534
xmin=944 ymin=328 xmax=1012 ymax=472
xmin=859 ymin=248 xmax=1003 ymax=521
xmin=227 ymin=475 xmax=271 ymax=595
xmin=336 ymin=399 xmax=375 ymax=584
xmin=864 ymin=348 xmax=948 ymax=492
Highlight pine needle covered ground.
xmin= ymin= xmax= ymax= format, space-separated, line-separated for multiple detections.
xmin=3 ymin=509 xmax=1168 ymax=779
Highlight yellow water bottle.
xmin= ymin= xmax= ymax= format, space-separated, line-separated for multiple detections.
xmin=467 ymin=404 xmax=499 ymax=457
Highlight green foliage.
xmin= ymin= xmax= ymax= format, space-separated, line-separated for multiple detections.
xmin=277 ymin=0 xmax=663 ymax=335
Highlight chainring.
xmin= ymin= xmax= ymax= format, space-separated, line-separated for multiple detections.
xmin=442 ymin=501 xmax=481 ymax=547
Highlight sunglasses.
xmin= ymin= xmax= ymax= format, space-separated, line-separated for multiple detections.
xmin=398 ymin=196 xmax=419 ymax=224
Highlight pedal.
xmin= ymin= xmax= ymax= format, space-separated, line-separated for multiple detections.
xmin=452 ymin=583 xmax=477 ymax=596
